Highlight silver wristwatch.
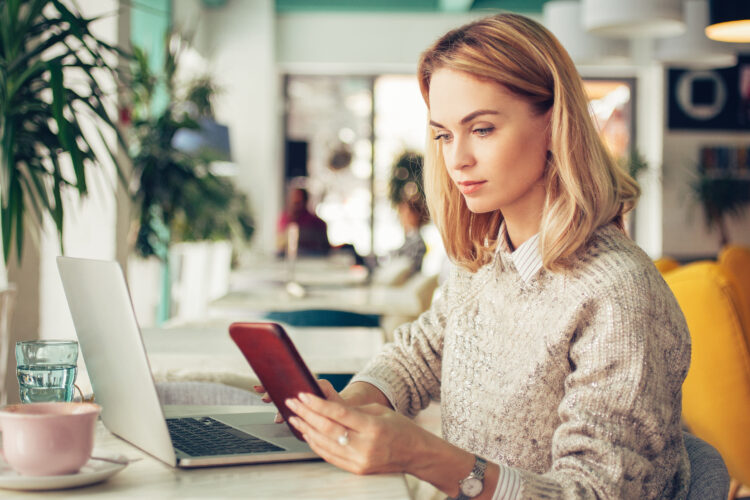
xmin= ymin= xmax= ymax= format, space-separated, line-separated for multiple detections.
xmin=453 ymin=455 xmax=487 ymax=500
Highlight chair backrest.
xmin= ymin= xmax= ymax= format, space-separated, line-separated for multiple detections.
xmin=405 ymin=272 xmax=440 ymax=312
xmin=263 ymin=309 xmax=380 ymax=328
xmin=718 ymin=244 xmax=750 ymax=334
xmin=371 ymin=256 xmax=414 ymax=286
xmin=155 ymin=381 xmax=263 ymax=406
xmin=654 ymin=256 xmax=681 ymax=274
xmin=664 ymin=262 xmax=750 ymax=486
xmin=684 ymin=432 xmax=730 ymax=500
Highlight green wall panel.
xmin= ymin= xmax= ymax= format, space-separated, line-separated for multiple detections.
xmin=130 ymin=0 xmax=171 ymax=115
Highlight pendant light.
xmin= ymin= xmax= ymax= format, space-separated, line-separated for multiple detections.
xmin=705 ymin=0 xmax=750 ymax=42
xmin=544 ymin=1 xmax=629 ymax=65
xmin=583 ymin=0 xmax=685 ymax=38
xmin=657 ymin=0 xmax=737 ymax=68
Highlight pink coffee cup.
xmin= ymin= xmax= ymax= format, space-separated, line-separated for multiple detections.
xmin=0 ymin=402 xmax=101 ymax=476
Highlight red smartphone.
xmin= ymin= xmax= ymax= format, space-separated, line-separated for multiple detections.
xmin=229 ymin=322 xmax=325 ymax=440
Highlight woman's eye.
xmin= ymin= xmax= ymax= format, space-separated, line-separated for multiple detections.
xmin=433 ymin=132 xmax=451 ymax=142
xmin=473 ymin=126 xmax=494 ymax=137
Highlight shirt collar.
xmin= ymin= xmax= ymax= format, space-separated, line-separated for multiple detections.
xmin=497 ymin=221 xmax=543 ymax=284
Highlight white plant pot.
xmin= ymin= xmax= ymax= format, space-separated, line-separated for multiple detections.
xmin=170 ymin=240 xmax=232 ymax=322
xmin=126 ymin=255 xmax=162 ymax=328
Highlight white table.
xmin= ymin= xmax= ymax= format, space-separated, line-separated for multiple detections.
xmin=141 ymin=321 xmax=386 ymax=391
xmin=230 ymin=255 xmax=369 ymax=288
xmin=0 ymin=405 xmax=411 ymax=499
xmin=209 ymin=279 xmax=434 ymax=319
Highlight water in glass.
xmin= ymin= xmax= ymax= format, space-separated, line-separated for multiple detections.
xmin=15 ymin=340 xmax=78 ymax=403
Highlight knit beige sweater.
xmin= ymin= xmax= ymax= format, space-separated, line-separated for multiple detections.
xmin=351 ymin=224 xmax=691 ymax=499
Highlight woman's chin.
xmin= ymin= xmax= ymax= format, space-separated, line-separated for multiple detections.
xmin=463 ymin=199 xmax=497 ymax=214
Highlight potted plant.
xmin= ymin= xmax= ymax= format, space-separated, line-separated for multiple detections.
xmin=0 ymin=0 xmax=127 ymax=401
xmin=691 ymin=173 xmax=750 ymax=248
xmin=127 ymin=33 xmax=253 ymax=323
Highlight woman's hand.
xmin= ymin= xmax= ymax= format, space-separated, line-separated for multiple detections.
xmin=284 ymin=392 xmax=432 ymax=475
xmin=253 ymin=379 xmax=344 ymax=423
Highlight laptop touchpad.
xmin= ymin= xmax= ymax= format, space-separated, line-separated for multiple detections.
xmin=213 ymin=413 xmax=296 ymax=440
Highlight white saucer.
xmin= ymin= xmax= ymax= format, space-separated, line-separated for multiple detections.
xmin=0 ymin=457 xmax=127 ymax=491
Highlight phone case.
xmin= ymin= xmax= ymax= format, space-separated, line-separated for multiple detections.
xmin=229 ymin=322 xmax=325 ymax=441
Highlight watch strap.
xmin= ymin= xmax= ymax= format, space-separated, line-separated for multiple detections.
xmin=452 ymin=455 xmax=487 ymax=500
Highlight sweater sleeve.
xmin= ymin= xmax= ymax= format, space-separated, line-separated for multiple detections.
xmin=349 ymin=266 xmax=464 ymax=417
xmin=509 ymin=269 xmax=691 ymax=499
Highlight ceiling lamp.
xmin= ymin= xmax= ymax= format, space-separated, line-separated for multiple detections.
xmin=544 ymin=1 xmax=629 ymax=65
xmin=657 ymin=0 xmax=737 ymax=68
xmin=583 ymin=0 xmax=686 ymax=38
xmin=705 ymin=0 xmax=750 ymax=42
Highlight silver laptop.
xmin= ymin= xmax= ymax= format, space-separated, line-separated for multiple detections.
xmin=56 ymin=256 xmax=318 ymax=467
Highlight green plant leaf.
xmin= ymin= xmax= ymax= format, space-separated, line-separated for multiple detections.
xmin=0 ymin=0 xmax=129 ymax=264
xmin=0 ymin=118 xmax=13 ymax=208
xmin=47 ymin=58 xmax=87 ymax=194
xmin=18 ymin=0 xmax=47 ymax=38
xmin=48 ymin=155 xmax=64 ymax=239
xmin=17 ymin=162 xmax=47 ymax=227
xmin=1 ymin=191 xmax=12 ymax=262
xmin=0 ymin=1 xmax=17 ymax=61
xmin=6 ymin=59 xmax=46 ymax=101
xmin=12 ymin=176 xmax=22 ymax=261
xmin=50 ymin=0 xmax=86 ymax=39
xmin=7 ymin=30 xmax=70 ymax=74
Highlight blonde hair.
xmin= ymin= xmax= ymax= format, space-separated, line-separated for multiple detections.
xmin=418 ymin=13 xmax=640 ymax=273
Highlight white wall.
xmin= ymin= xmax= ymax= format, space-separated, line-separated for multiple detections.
xmin=174 ymin=0 xmax=280 ymax=255
xmin=276 ymin=12 xmax=493 ymax=74
xmin=631 ymin=39 xmax=666 ymax=258
xmin=662 ymin=131 xmax=750 ymax=258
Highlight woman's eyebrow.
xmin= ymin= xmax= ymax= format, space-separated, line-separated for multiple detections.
xmin=429 ymin=109 xmax=500 ymax=129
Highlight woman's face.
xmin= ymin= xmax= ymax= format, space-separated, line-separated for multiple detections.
xmin=428 ymin=68 xmax=551 ymax=216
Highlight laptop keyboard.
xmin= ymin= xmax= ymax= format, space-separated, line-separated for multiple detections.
xmin=167 ymin=417 xmax=284 ymax=457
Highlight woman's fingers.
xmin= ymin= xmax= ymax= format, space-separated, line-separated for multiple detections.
xmin=316 ymin=379 xmax=345 ymax=404
xmin=253 ymin=385 xmax=273 ymax=403
xmin=295 ymin=392 xmax=368 ymax=429
xmin=286 ymin=396 xmax=353 ymax=438
xmin=292 ymin=420 xmax=360 ymax=472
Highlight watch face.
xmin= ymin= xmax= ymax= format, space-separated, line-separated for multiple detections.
xmin=460 ymin=477 xmax=483 ymax=497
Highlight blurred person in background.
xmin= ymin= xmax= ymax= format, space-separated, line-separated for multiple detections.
xmin=390 ymin=199 xmax=428 ymax=274
xmin=276 ymin=187 xmax=331 ymax=256
xmin=387 ymin=151 xmax=430 ymax=275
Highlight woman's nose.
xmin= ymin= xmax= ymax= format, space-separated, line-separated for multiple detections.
xmin=447 ymin=137 xmax=475 ymax=171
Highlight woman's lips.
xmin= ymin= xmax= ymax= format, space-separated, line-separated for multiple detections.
xmin=458 ymin=180 xmax=486 ymax=195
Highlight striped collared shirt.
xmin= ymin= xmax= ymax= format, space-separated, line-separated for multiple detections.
xmin=497 ymin=221 xmax=543 ymax=284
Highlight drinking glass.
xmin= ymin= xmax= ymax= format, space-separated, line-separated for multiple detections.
xmin=15 ymin=340 xmax=78 ymax=403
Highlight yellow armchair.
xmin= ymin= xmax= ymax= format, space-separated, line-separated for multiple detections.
xmin=654 ymin=256 xmax=681 ymax=274
xmin=663 ymin=262 xmax=750 ymax=488
xmin=719 ymin=245 xmax=750 ymax=334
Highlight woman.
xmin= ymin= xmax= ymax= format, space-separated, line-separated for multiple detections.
xmin=259 ymin=13 xmax=691 ymax=499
